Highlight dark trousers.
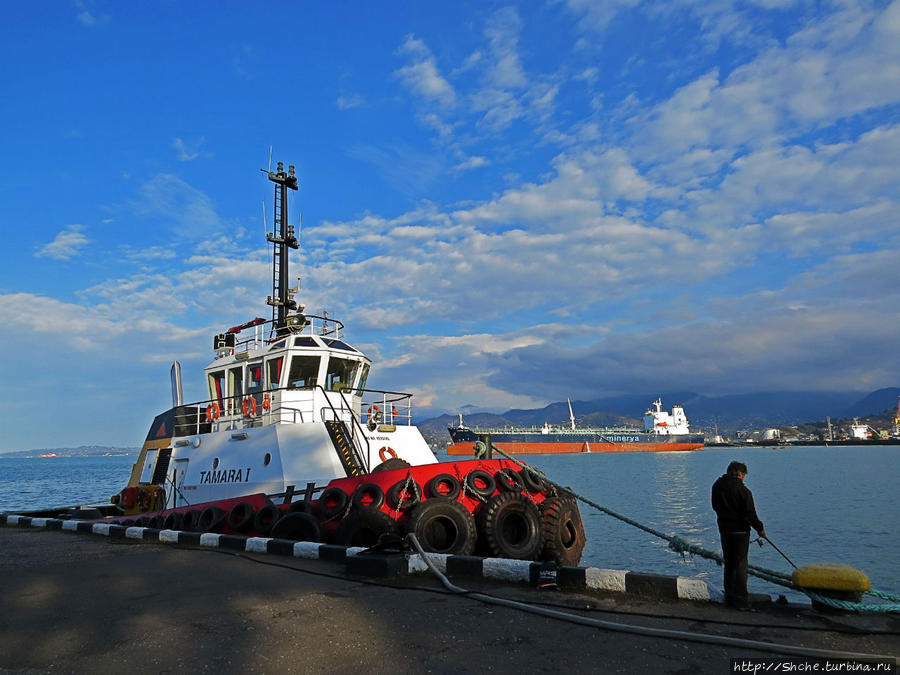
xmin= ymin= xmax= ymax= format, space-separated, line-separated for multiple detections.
xmin=720 ymin=531 xmax=750 ymax=607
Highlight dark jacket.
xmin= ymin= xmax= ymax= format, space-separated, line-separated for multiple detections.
xmin=711 ymin=474 xmax=764 ymax=534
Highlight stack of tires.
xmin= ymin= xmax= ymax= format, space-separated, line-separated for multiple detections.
xmin=106 ymin=460 xmax=587 ymax=567
xmin=301 ymin=462 xmax=587 ymax=566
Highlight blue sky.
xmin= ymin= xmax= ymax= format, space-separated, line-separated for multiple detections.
xmin=1 ymin=1 xmax=899 ymax=452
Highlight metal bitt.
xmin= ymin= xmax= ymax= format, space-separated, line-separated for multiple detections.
xmin=475 ymin=434 xmax=493 ymax=459
xmin=266 ymin=161 xmax=299 ymax=330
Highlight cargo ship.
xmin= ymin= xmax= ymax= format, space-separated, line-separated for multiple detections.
xmin=447 ymin=398 xmax=704 ymax=455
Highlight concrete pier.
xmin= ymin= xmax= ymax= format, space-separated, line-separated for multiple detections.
xmin=1 ymin=528 xmax=896 ymax=673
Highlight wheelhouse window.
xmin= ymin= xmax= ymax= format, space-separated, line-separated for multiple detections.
xmin=208 ymin=370 xmax=225 ymax=407
xmin=323 ymin=338 xmax=357 ymax=352
xmin=355 ymin=363 xmax=370 ymax=396
xmin=326 ymin=357 xmax=360 ymax=392
xmin=228 ymin=367 xmax=243 ymax=415
xmin=287 ymin=355 xmax=320 ymax=389
xmin=266 ymin=357 xmax=284 ymax=389
xmin=247 ymin=362 xmax=263 ymax=394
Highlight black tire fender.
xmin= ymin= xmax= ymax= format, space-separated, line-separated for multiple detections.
xmin=519 ymin=467 xmax=547 ymax=494
xmin=540 ymin=496 xmax=587 ymax=567
xmin=495 ymin=468 xmax=524 ymax=493
xmin=270 ymin=512 xmax=323 ymax=543
xmin=464 ymin=469 xmax=496 ymax=499
xmin=406 ymin=497 xmax=477 ymax=555
xmin=181 ymin=510 xmax=201 ymax=532
xmin=198 ymin=506 xmax=226 ymax=533
xmin=332 ymin=507 xmax=399 ymax=547
xmin=351 ymin=483 xmax=386 ymax=510
xmin=162 ymin=511 xmax=184 ymax=531
xmin=227 ymin=501 xmax=256 ymax=532
xmin=387 ymin=479 xmax=422 ymax=512
xmin=478 ymin=492 xmax=542 ymax=560
xmin=287 ymin=500 xmax=313 ymax=514
xmin=371 ymin=457 xmax=411 ymax=473
xmin=317 ymin=487 xmax=350 ymax=519
xmin=254 ymin=503 xmax=282 ymax=535
xmin=425 ymin=473 xmax=462 ymax=501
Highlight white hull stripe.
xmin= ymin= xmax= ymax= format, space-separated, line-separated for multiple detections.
xmin=0 ymin=513 xmax=728 ymax=603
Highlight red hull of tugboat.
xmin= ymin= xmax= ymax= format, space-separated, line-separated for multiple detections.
xmin=103 ymin=458 xmax=586 ymax=565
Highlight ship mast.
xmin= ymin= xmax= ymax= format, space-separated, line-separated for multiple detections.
xmin=265 ymin=161 xmax=300 ymax=330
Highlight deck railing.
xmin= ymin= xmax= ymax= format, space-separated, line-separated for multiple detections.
xmin=161 ymin=385 xmax=416 ymax=439
xmin=226 ymin=314 xmax=346 ymax=355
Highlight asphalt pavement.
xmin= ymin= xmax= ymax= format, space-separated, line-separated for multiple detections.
xmin=0 ymin=527 xmax=897 ymax=674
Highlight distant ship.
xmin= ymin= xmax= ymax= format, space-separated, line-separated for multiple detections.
xmin=447 ymin=398 xmax=704 ymax=455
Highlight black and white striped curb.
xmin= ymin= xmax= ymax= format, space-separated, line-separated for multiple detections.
xmin=406 ymin=553 xmax=722 ymax=602
xmin=2 ymin=514 xmax=724 ymax=603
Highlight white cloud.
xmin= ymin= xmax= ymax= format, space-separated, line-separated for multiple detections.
xmin=394 ymin=35 xmax=456 ymax=107
xmin=630 ymin=3 xmax=900 ymax=161
xmin=74 ymin=1 xmax=108 ymax=28
xmin=452 ymin=156 xmax=489 ymax=172
xmin=336 ymin=93 xmax=366 ymax=110
xmin=131 ymin=174 xmax=222 ymax=237
xmin=36 ymin=225 xmax=89 ymax=260
xmin=561 ymin=0 xmax=641 ymax=34
xmin=483 ymin=7 xmax=527 ymax=89
xmin=171 ymin=137 xmax=207 ymax=161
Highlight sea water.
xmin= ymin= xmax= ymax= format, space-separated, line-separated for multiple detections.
xmin=1 ymin=446 xmax=896 ymax=601
xmin=521 ymin=444 xmax=899 ymax=601
xmin=0 ymin=455 xmax=135 ymax=513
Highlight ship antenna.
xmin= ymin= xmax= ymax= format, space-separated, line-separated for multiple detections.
xmin=263 ymin=160 xmax=299 ymax=331
xmin=261 ymin=200 xmax=268 ymax=238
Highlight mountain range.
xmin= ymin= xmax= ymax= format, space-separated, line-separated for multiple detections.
xmin=4 ymin=388 xmax=897 ymax=455
xmin=416 ymin=387 xmax=900 ymax=436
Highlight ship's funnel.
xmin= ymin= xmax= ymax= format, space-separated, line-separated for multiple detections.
xmin=170 ymin=360 xmax=183 ymax=408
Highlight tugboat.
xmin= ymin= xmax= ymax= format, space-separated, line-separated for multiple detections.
xmin=101 ymin=161 xmax=586 ymax=565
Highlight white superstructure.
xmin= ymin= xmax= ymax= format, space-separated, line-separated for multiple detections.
xmin=849 ymin=419 xmax=869 ymax=440
xmin=127 ymin=162 xmax=437 ymax=509
xmin=643 ymin=398 xmax=692 ymax=435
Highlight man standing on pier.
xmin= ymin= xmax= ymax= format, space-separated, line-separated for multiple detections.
xmin=711 ymin=461 xmax=766 ymax=610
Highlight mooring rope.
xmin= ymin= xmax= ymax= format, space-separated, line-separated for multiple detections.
xmin=483 ymin=443 xmax=900 ymax=614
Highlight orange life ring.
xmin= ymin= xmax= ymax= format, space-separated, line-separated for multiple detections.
xmin=242 ymin=397 xmax=258 ymax=417
xmin=378 ymin=446 xmax=397 ymax=462
xmin=262 ymin=393 xmax=271 ymax=411
xmin=367 ymin=405 xmax=382 ymax=419
xmin=206 ymin=402 xmax=221 ymax=422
